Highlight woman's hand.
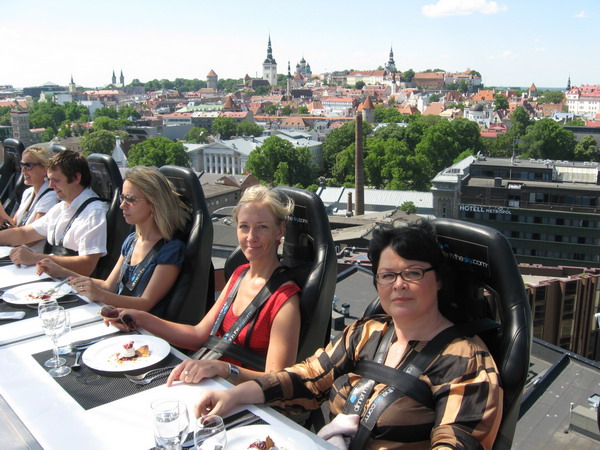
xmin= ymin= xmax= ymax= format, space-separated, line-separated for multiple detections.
xmin=100 ymin=306 xmax=138 ymax=332
xmin=167 ymin=360 xmax=230 ymax=387
xmin=69 ymin=276 xmax=100 ymax=301
xmin=36 ymin=258 xmax=70 ymax=279
xmin=194 ymin=389 xmax=238 ymax=418
xmin=10 ymin=246 xmax=42 ymax=267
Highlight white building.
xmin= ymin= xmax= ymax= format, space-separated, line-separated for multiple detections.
xmin=566 ymin=85 xmax=600 ymax=117
xmin=186 ymin=132 xmax=323 ymax=174
xmin=321 ymin=97 xmax=356 ymax=117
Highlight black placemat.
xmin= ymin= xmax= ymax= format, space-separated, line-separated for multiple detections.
xmin=32 ymin=348 xmax=183 ymax=410
xmin=0 ymin=294 xmax=87 ymax=322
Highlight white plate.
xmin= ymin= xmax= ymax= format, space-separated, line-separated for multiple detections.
xmin=226 ymin=424 xmax=318 ymax=449
xmin=1 ymin=281 xmax=73 ymax=305
xmin=82 ymin=335 xmax=171 ymax=373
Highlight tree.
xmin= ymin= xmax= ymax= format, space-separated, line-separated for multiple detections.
xmin=254 ymin=85 xmax=270 ymax=96
xmin=520 ymin=118 xmax=576 ymax=160
xmin=81 ymin=130 xmax=116 ymax=156
xmin=63 ymin=102 xmax=91 ymax=122
xmin=429 ymin=94 xmax=440 ymax=102
xmin=400 ymin=201 xmax=417 ymax=215
xmin=211 ymin=116 xmax=237 ymax=139
xmin=118 ymin=106 xmax=141 ymax=120
xmin=355 ymin=81 xmax=365 ymax=90
xmin=263 ymin=104 xmax=278 ymax=115
xmin=56 ymin=124 xmax=72 ymax=139
xmin=538 ymin=91 xmax=564 ymax=104
xmin=374 ymin=105 xmax=405 ymax=123
xmin=297 ymin=105 xmax=308 ymax=114
xmin=237 ymin=121 xmax=263 ymax=137
xmin=509 ymin=106 xmax=532 ymax=138
xmin=127 ymin=137 xmax=190 ymax=167
xmin=402 ymin=69 xmax=415 ymax=82
xmin=573 ymin=135 xmax=599 ymax=162
xmin=0 ymin=106 xmax=11 ymax=126
xmin=41 ymin=127 xmax=55 ymax=142
xmin=458 ymin=80 xmax=469 ymax=94
xmin=245 ymin=136 xmax=315 ymax=186
xmin=281 ymin=105 xmax=292 ymax=116
xmin=565 ymin=118 xmax=585 ymax=126
xmin=322 ymin=120 xmax=373 ymax=177
xmin=494 ymin=94 xmax=509 ymax=111
xmin=184 ymin=127 xmax=209 ymax=143
xmin=30 ymin=101 xmax=66 ymax=130
xmin=93 ymin=106 xmax=118 ymax=119
xmin=93 ymin=116 xmax=122 ymax=131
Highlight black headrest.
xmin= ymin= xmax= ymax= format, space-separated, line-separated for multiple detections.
xmin=275 ymin=186 xmax=331 ymax=267
xmin=87 ymin=153 xmax=122 ymax=201
xmin=2 ymin=138 xmax=24 ymax=172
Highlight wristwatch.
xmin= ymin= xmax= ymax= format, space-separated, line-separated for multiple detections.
xmin=226 ymin=363 xmax=240 ymax=383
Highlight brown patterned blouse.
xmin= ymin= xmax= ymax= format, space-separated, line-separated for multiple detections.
xmin=254 ymin=315 xmax=503 ymax=449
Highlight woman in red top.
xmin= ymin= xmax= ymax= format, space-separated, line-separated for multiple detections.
xmin=106 ymin=185 xmax=301 ymax=385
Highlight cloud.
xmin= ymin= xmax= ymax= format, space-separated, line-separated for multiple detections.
xmin=487 ymin=50 xmax=514 ymax=60
xmin=574 ymin=11 xmax=587 ymax=19
xmin=422 ymin=0 xmax=507 ymax=18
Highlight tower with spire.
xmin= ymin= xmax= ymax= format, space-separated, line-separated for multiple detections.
xmin=566 ymin=75 xmax=571 ymax=91
xmin=262 ymin=35 xmax=277 ymax=86
xmin=286 ymin=61 xmax=293 ymax=101
xmin=120 ymin=70 xmax=125 ymax=87
xmin=69 ymin=75 xmax=76 ymax=93
xmin=112 ymin=70 xmax=117 ymax=86
xmin=385 ymin=46 xmax=396 ymax=72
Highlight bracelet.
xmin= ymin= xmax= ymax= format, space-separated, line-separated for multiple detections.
xmin=226 ymin=362 xmax=240 ymax=383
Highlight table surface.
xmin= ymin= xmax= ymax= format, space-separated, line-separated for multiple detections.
xmin=0 ymin=320 xmax=335 ymax=450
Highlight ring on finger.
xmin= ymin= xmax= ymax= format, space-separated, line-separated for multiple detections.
xmin=184 ymin=370 xmax=189 ymax=375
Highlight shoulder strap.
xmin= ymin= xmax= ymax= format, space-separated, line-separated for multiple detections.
xmin=119 ymin=238 xmax=166 ymax=293
xmin=18 ymin=188 xmax=52 ymax=227
xmin=348 ymin=319 xmax=500 ymax=449
xmin=54 ymin=197 xmax=102 ymax=246
xmin=200 ymin=265 xmax=302 ymax=368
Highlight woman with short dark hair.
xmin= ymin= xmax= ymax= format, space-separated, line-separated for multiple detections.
xmin=193 ymin=220 xmax=503 ymax=449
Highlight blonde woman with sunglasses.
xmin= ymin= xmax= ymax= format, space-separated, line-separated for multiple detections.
xmin=0 ymin=145 xmax=58 ymax=252
xmin=37 ymin=166 xmax=190 ymax=316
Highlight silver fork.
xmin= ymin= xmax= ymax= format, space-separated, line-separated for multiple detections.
xmin=124 ymin=365 xmax=178 ymax=385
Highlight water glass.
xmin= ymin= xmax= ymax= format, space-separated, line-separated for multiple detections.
xmin=57 ymin=310 xmax=72 ymax=355
xmin=194 ymin=415 xmax=226 ymax=450
xmin=151 ymin=398 xmax=190 ymax=450
xmin=40 ymin=306 xmax=71 ymax=377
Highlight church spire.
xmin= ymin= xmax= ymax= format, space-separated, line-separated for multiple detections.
xmin=567 ymin=75 xmax=571 ymax=91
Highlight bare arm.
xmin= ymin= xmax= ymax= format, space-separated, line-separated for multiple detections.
xmin=167 ymin=291 xmax=301 ymax=386
xmin=72 ymin=263 xmax=181 ymax=311
xmin=0 ymin=225 xmax=44 ymax=246
xmin=194 ymin=381 xmax=266 ymax=418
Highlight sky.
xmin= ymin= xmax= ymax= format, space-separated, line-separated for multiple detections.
xmin=2 ymin=0 xmax=598 ymax=90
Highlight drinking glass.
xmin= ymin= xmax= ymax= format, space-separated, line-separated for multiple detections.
xmin=38 ymin=296 xmax=58 ymax=316
xmin=151 ymin=398 xmax=190 ymax=450
xmin=194 ymin=415 xmax=226 ymax=450
xmin=40 ymin=306 xmax=71 ymax=377
xmin=57 ymin=310 xmax=72 ymax=355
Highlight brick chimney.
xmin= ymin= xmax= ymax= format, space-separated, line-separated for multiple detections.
xmin=355 ymin=113 xmax=365 ymax=215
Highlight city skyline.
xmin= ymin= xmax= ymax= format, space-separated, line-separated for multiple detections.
xmin=2 ymin=0 xmax=599 ymax=90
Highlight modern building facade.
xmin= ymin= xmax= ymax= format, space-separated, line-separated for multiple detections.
xmin=432 ymin=156 xmax=600 ymax=269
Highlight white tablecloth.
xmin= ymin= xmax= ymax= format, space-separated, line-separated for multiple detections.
xmin=0 ymin=322 xmax=335 ymax=450
xmin=0 ymin=264 xmax=50 ymax=289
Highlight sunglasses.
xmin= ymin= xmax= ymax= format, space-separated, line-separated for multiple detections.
xmin=119 ymin=194 xmax=148 ymax=205
xmin=20 ymin=162 xmax=42 ymax=170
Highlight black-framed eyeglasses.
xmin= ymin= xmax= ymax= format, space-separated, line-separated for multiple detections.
xmin=20 ymin=162 xmax=42 ymax=171
xmin=119 ymin=194 xmax=147 ymax=205
xmin=374 ymin=267 xmax=435 ymax=285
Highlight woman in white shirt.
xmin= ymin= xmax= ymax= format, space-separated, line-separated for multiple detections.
xmin=0 ymin=145 xmax=58 ymax=252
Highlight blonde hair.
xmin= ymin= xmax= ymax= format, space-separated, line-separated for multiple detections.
xmin=233 ymin=185 xmax=294 ymax=226
xmin=124 ymin=166 xmax=190 ymax=240
xmin=23 ymin=145 xmax=53 ymax=167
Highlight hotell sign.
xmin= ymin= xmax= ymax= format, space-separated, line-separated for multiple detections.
xmin=459 ymin=204 xmax=512 ymax=215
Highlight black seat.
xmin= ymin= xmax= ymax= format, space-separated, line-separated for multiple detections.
xmin=224 ymin=186 xmax=338 ymax=362
xmin=0 ymin=138 xmax=25 ymax=216
xmin=159 ymin=165 xmax=214 ymax=325
xmin=87 ymin=153 xmax=129 ymax=280
xmin=362 ymin=218 xmax=532 ymax=448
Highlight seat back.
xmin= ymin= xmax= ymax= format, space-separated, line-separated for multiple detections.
xmin=362 ymin=218 xmax=532 ymax=448
xmin=87 ymin=153 xmax=129 ymax=280
xmin=158 ymin=165 xmax=214 ymax=325
xmin=0 ymin=139 xmax=25 ymax=215
xmin=224 ymin=186 xmax=338 ymax=362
